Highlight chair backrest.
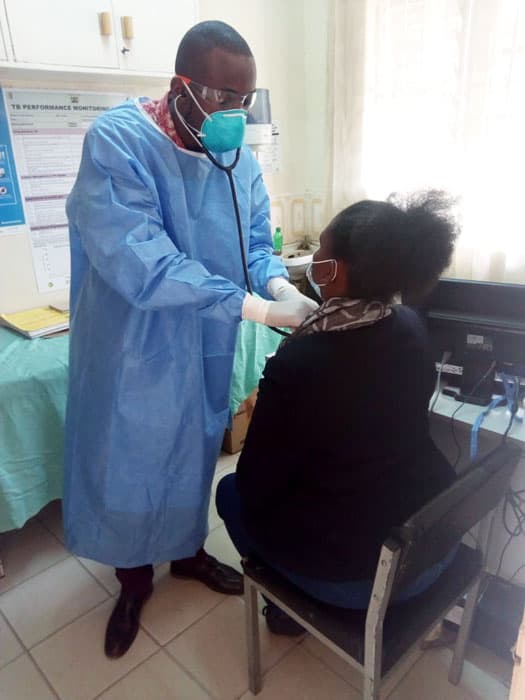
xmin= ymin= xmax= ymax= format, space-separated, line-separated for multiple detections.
xmin=389 ymin=443 xmax=523 ymax=595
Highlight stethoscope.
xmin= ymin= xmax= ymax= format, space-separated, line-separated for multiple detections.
xmin=168 ymin=96 xmax=289 ymax=337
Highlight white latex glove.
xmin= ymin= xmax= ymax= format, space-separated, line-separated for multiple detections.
xmin=242 ymin=293 xmax=318 ymax=329
xmin=267 ymin=277 xmax=319 ymax=310
xmin=264 ymin=298 xmax=318 ymax=327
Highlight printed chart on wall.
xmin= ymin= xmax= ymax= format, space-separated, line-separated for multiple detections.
xmin=2 ymin=89 xmax=124 ymax=293
xmin=0 ymin=91 xmax=26 ymax=234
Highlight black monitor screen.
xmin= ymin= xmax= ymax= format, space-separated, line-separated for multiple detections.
xmin=419 ymin=279 xmax=525 ymax=405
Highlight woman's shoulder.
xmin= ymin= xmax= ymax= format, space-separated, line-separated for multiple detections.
xmin=265 ymin=333 xmax=330 ymax=380
xmin=268 ymin=305 xmax=427 ymax=371
xmin=394 ymin=303 xmax=425 ymax=321
xmin=391 ymin=304 xmax=428 ymax=336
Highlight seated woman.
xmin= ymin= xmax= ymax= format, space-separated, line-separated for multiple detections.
xmin=216 ymin=192 xmax=458 ymax=635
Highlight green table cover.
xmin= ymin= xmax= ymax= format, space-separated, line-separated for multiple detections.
xmin=0 ymin=327 xmax=68 ymax=531
xmin=0 ymin=321 xmax=281 ymax=531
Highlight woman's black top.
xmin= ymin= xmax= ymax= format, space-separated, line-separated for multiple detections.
xmin=236 ymin=305 xmax=455 ymax=581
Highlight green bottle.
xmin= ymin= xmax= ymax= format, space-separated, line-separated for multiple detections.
xmin=273 ymin=226 xmax=283 ymax=255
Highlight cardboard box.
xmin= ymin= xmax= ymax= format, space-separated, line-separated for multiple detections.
xmin=222 ymin=408 xmax=251 ymax=454
xmin=222 ymin=389 xmax=258 ymax=454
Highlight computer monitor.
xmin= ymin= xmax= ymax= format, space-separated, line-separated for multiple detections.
xmin=420 ymin=279 xmax=525 ymax=405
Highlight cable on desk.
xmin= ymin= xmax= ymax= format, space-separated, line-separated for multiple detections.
xmin=429 ymin=350 xmax=452 ymax=414
xmin=449 ymin=361 xmax=497 ymax=469
xmin=501 ymin=374 xmax=522 ymax=444
xmin=469 ymin=373 xmax=521 ymax=462
xmin=450 ymin=403 xmax=465 ymax=469
xmin=508 ymin=562 xmax=525 ymax=584
xmin=494 ymin=482 xmax=525 ymax=580
xmin=443 ymin=365 xmax=524 ymax=581
xmin=470 ymin=397 xmax=506 ymax=461
xmin=487 ymin=375 xmax=525 ymax=581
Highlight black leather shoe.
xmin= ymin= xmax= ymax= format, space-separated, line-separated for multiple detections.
xmin=262 ymin=602 xmax=306 ymax=636
xmin=104 ymin=588 xmax=152 ymax=659
xmin=170 ymin=548 xmax=243 ymax=595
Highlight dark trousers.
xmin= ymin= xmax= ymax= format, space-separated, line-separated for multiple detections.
xmin=115 ymin=546 xmax=203 ymax=597
xmin=115 ymin=565 xmax=154 ymax=598
xmin=216 ymin=472 xmax=458 ymax=609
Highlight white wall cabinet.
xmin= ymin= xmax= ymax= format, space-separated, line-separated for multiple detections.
xmin=2 ymin=0 xmax=196 ymax=75
xmin=5 ymin=1 xmax=120 ymax=70
xmin=0 ymin=14 xmax=9 ymax=61
xmin=112 ymin=0 xmax=197 ymax=74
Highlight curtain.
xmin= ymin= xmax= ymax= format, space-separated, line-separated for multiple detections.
xmin=326 ymin=0 xmax=525 ymax=283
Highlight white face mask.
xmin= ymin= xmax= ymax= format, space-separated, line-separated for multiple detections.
xmin=306 ymin=259 xmax=338 ymax=298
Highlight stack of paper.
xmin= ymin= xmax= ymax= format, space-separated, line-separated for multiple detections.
xmin=0 ymin=306 xmax=69 ymax=339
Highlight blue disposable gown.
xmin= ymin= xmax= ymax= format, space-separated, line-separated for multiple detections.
xmin=63 ymin=98 xmax=287 ymax=567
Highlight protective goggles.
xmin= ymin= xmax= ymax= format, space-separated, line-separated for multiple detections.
xmin=178 ymin=75 xmax=257 ymax=110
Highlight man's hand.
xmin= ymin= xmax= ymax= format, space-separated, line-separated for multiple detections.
xmin=242 ymin=292 xmax=318 ymax=329
xmin=263 ymin=297 xmax=318 ymax=328
xmin=268 ymin=277 xmax=319 ymax=313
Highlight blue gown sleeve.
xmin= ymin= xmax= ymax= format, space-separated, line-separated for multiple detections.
xmin=245 ymin=158 xmax=289 ymax=298
xmin=67 ymin=122 xmax=246 ymax=322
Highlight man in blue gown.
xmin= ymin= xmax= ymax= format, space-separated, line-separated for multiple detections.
xmin=64 ymin=20 xmax=317 ymax=658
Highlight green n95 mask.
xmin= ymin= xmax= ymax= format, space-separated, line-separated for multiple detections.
xmin=175 ymin=83 xmax=247 ymax=153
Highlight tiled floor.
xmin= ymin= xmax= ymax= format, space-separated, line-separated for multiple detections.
xmin=0 ymin=452 xmax=514 ymax=699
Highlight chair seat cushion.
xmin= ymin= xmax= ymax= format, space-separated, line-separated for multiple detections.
xmin=243 ymin=543 xmax=482 ymax=675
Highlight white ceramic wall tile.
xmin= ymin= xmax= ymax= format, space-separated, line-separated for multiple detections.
xmin=0 ymin=612 xmax=23 ymax=669
xmin=465 ymin=641 xmax=513 ymax=690
xmin=0 ymin=451 xmax=513 ymax=700
xmin=0 ymin=520 xmax=69 ymax=594
xmin=140 ymin=568 xmax=223 ymax=645
xmin=450 ymin=647 xmax=511 ymax=700
xmin=0 ymin=557 xmax=108 ymax=648
xmin=304 ymin=635 xmax=422 ymax=696
xmin=215 ymin=451 xmax=239 ymax=475
xmin=0 ymin=653 xmax=57 ymax=700
xmin=387 ymin=648 xmax=508 ymax=700
xmin=31 ymin=599 xmax=158 ymax=700
xmin=269 ymin=193 xmax=326 ymax=243
xmin=97 ymin=649 xmax=212 ymax=700
xmin=77 ymin=557 xmax=121 ymax=596
xmin=238 ymin=645 xmax=360 ymax=700
xmin=166 ymin=596 xmax=297 ymax=700
xmin=204 ymin=525 xmax=242 ymax=573
xmin=302 ymin=635 xmax=364 ymax=690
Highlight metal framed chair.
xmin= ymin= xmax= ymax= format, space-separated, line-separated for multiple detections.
xmin=243 ymin=443 xmax=523 ymax=700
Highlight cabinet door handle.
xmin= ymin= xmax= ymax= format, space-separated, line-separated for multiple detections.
xmin=98 ymin=11 xmax=113 ymax=36
xmin=121 ymin=16 xmax=134 ymax=40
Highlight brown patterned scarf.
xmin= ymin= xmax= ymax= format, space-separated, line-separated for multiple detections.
xmin=285 ymin=297 xmax=392 ymax=343
xmin=141 ymin=94 xmax=185 ymax=147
